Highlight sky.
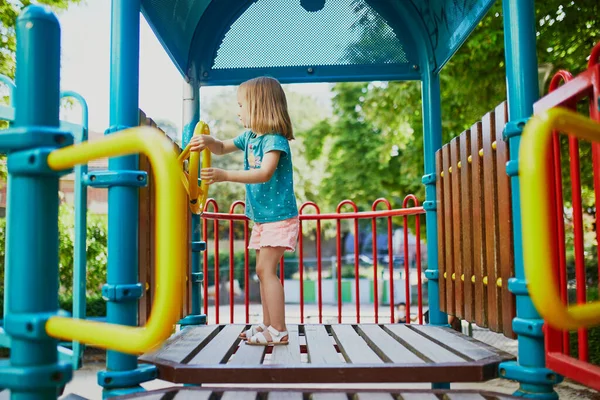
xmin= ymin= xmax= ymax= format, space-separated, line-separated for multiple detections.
xmin=57 ymin=0 xmax=333 ymax=135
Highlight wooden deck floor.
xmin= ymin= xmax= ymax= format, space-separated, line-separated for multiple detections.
xmin=139 ymin=324 xmax=514 ymax=385
xmin=115 ymin=387 xmax=521 ymax=400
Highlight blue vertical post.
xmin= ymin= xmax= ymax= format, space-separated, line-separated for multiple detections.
xmin=1 ymin=5 xmax=72 ymax=399
xmin=421 ymin=69 xmax=446 ymax=327
xmin=421 ymin=68 xmax=450 ymax=390
xmin=97 ymin=0 xmax=157 ymax=396
xmin=60 ymin=91 xmax=89 ymax=370
xmin=1 ymin=75 xmax=16 ymax=321
xmin=498 ymin=0 xmax=560 ymax=398
xmin=179 ymin=68 xmax=206 ymax=327
xmin=106 ymin=0 xmax=139 ymax=373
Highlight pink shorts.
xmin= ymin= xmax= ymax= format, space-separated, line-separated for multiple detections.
xmin=248 ymin=217 xmax=299 ymax=252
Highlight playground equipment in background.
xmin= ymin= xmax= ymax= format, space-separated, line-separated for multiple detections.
xmin=1 ymin=1 xmax=600 ymax=399
xmin=0 ymin=75 xmax=90 ymax=370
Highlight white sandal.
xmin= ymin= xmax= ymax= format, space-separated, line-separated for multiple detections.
xmin=239 ymin=323 xmax=267 ymax=340
xmin=246 ymin=326 xmax=289 ymax=346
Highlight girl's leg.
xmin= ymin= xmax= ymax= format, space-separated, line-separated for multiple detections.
xmin=240 ymin=250 xmax=268 ymax=339
xmin=257 ymin=250 xmax=270 ymax=327
xmin=256 ymin=246 xmax=287 ymax=341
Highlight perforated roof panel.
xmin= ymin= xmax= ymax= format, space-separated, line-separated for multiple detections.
xmin=212 ymin=0 xmax=408 ymax=69
xmin=140 ymin=0 xmax=496 ymax=84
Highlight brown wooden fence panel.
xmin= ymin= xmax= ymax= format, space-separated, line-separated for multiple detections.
xmin=470 ymin=121 xmax=487 ymax=328
xmin=495 ymin=101 xmax=516 ymax=338
xmin=450 ymin=137 xmax=464 ymax=319
xmin=482 ymin=111 xmax=501 ymax=333
xmin=137 ymin=111 xmax=191 ymax=325
xmin=138 ymin=148 xmax=152 ymax=325
xmin=442 ymin=144 xmax=455 ymax=315
xmin=435 ymin=102 xmax=516 ymax=339
xmin=459 ymin=129 xmax=474 ymax=322
xmin=435 ymin=150 xmax=447 ymax=312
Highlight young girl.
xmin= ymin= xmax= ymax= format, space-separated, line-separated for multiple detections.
xmin=189 ymin=76 xmax=298 ymax=346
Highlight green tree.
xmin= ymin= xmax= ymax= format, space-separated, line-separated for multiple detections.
xmin=0 ymin=0 xmax=82 ymax=79
xmin=300 ymin=0 xmax=599 ymax=212
xmin=0 ymin=1 xmax=83 ymax=180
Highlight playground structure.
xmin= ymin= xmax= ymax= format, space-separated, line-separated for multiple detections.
xmin=0 ymin=1 xmax=599 ymax=400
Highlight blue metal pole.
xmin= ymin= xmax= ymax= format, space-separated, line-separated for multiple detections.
xmin=1 ymin=5 xmax=72 ymax=399
xmin=1 ymin=75 xmax=16 ymax=321
xmin=179 ymin=70 xmax=206 ymax=327
xmin=95 ymin=0 xmax=158 ymax=397
xmin=498 ymin=0 xmax=560 ymax=398
xmin=106 ymin=0 xmax=140 ymax=372
xmin=60 ymin=91 xmax=89 ymax=370
xmin=421 ymin=69 xmax=446 ymax=327
xmin=421 ymin=68 xmax=450 ymax=391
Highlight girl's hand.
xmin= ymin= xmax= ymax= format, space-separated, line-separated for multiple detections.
xmin=201 ymin=168 xmax=227 ymax=184
xmin=189 ymin=135 xmax=214 ymax=152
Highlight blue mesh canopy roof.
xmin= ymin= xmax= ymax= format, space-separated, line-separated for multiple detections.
xmin=141 ymin=0 xmax=495 ymax=85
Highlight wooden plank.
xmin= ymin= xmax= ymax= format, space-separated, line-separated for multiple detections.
xmin=270 ymin=325 xmax=301 ymax=364
xmin=411 ymin=325 xmax=497 ymax=361
xmin=354 ymin=393 xmax=394 ymax=400
xmin=442 ymin=143 xmax=455 ymax=315
xmin=384 ymin=325 xmax=465 ymax=363
xmin=356 ymin=325 xmax=424 ymax=364
xmin=149 ymin=150 xmax=156 ymax=321
xmin=305 ymin=324 xmax=341 ymax=364
xmin=446 ymin=394 xmax=486 ymax=400
xmin=128 ymin=395 xmax=165 ymax=400
xmin=137 ymin=153 xmax=152 ymax=325
xmin=436 ymin=149 xmax=447 ymax=312
xmin=140 ymin=325 xmax=220 ymax=364
xmin=460 ymin=129 xmax=474 ymax=323
xmin=221 ymin=391 xmax=258 ymax=400
xmin=495 ymin=101 xmax=516 ymax=339
xmin=183 ymin=198 xmax=191 ymax=318
xmin=330 ymin=325 xmax=383 ymax=364
xmin=188 ymin=325 xmax=242 ymax=365
xmin=229 ymin=339 xmax=267 ymax=365
xmin=311 ymin=393 xmax=349 ymax=400
xmin=399 ymin=393 xmax=438 ymax=400
xmin=482 ymin=111 xmax=501 ymax=333
xmin=450 ymin=137 xmax=464 ymax=319
xmin=173 ymin=391 xmax=211 ymax=400
xmin=470 ymin=121 xmax=487 ymax=328
xmin=267 ymin=392 xmax=303 ymax=400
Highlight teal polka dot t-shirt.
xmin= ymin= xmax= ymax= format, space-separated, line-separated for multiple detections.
xmin=233 ymin=131 xmax=298 ymax=223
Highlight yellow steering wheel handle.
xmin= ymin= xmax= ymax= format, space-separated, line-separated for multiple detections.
xmin=178 ymin=121 xmax=211 ymax=214
xmin=45 ymin=126 xmax=186 ymax=354
xmin=521 ymin=107 xmax=600 ymax=331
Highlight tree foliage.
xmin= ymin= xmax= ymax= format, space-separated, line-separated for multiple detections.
xmin=299 ymin=0 xmax=599 ymax=213
xmin=0 ymin=0 xmax=82 ymax=79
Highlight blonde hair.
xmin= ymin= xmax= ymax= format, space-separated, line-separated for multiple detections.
xmin=239 ymin=77 xmax=294 ymax=140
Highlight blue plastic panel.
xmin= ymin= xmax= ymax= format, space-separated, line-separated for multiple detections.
xmin=409 ymin=0 xmax=496 ymax=71
xmin=141 ymin=0 xmax=211 ymax=76
xmin=141 ymin=0 xmax=495 ymax=83
xmin=212 ymin=0 xmax=409 ymax=69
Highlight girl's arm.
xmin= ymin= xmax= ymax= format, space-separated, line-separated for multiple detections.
xmin=189 ymin=135 xmax=239 ymax=155
xmin=201 ymin=151 xmax=281 ymax=184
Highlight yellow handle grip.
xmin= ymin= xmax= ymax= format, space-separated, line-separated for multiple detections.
xmin=521 ymin=107 xmax=600 ymax=331
xmin=178 ymin=121 xmax=211 ymax=214
xmin=45 ymin=126 xmax=186 ymax=354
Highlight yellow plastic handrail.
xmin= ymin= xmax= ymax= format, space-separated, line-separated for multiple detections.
xmin=45 ymin=126 xmax=186 ymax=354
xmin=521 ymin=107 xmax=600 ymax=331
xmin=178 ymin=121 xmax=211 ymax=214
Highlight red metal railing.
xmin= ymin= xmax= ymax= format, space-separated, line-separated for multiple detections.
xmin=535 ymin=42 xmax=600 ymax=389
xmin=200 ymin=196 xmax=426 ymax=326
